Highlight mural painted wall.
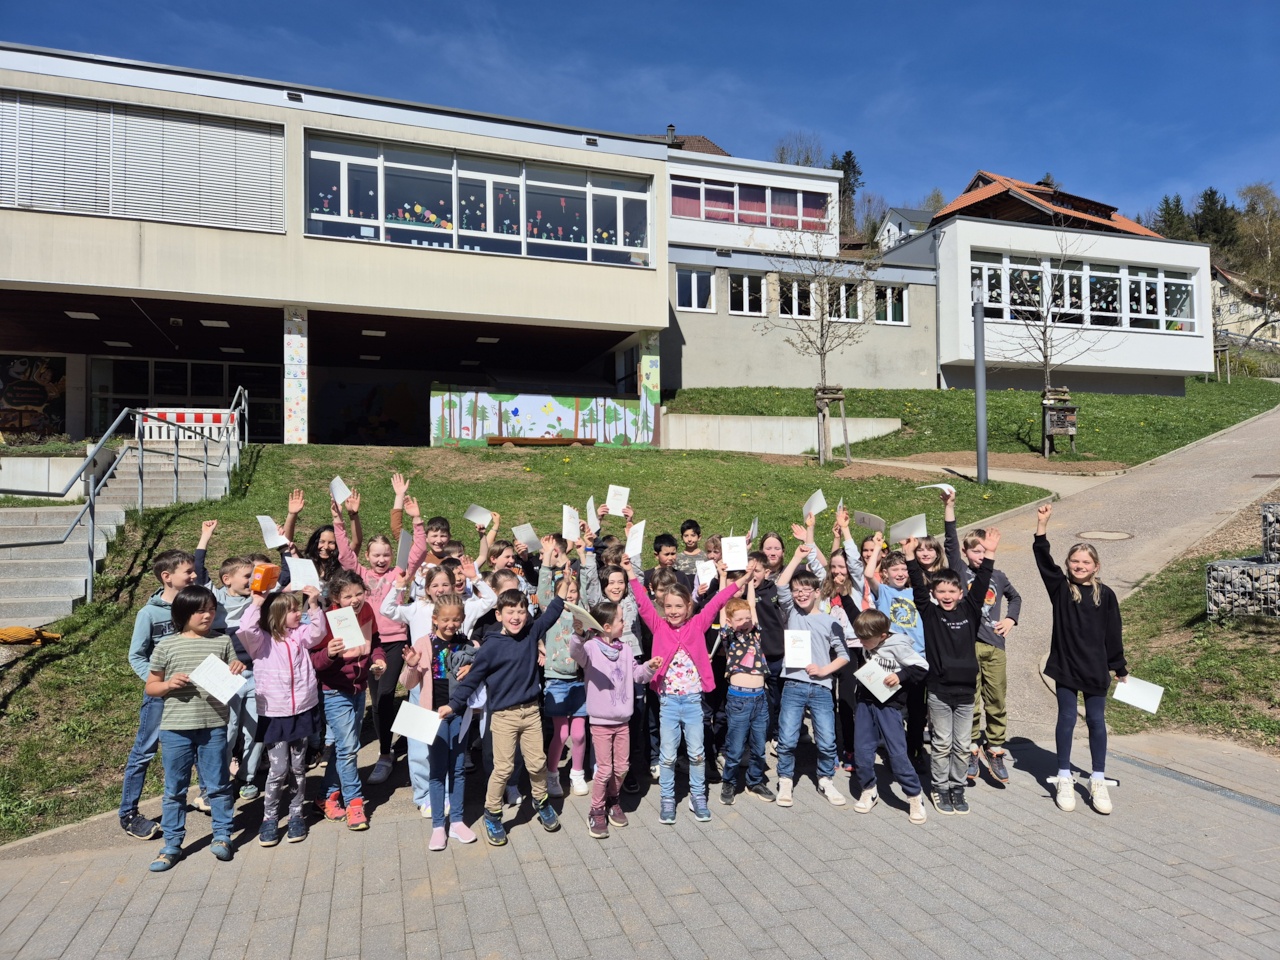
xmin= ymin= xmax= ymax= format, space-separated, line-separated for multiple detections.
xmin=0 ymin=355 xmax=67 ymax=436
xmin=430 ymin=385 xmax=657 ymax=447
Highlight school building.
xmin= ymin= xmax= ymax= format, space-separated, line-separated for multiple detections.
xmin=0 ymin=45 xmax=1213 ymax=446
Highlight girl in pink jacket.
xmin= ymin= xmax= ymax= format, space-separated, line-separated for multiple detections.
xmin=238 ymin=586 xmax=328 ymax=847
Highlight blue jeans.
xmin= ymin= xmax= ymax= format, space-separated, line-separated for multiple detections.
xmin=321 ymin=690 xmax=364 ymax=804
xmin=158 ymin=727 xmax=233 ymax=851
xmin=854 ymin=699 xmax=921 ymax=797
xmin=658 ymin=693 xmax=705 ymax=801
xmin=777 ymin=680 xmax=837 ymax=782
xmin=119 ymin=693 xmax=163 ymax=820
xmin=721 ymin=686 xmax=768 ymax=788
xmin=428 ymin=713 xmax=466 ymax=828
xmin=406 ymin=686 xmax=433 ymax=808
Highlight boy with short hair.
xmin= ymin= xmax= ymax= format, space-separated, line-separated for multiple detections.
xmin=774 ymin=543 xmax=851 ymax=808
xmin=674 ymin=520 xmax=706 ymax=577
xmin=641 ymin=533 xmax=695 ymax=593
xmin=904 ymin=529 xmax=998 ymax=816
xmin=119 ymin=549 xmax=197 ymax=841
xmin=441 ymin=538 xmax=566 ymax=847
xmin=876 ymin=549 xmax=926 ymax=761
xmin=850 ymin=609 xmax=929 ymax=824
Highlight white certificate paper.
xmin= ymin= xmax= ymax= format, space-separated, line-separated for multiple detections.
xmin=330 ymin=475 xmax=352 ymax=506
xmin=1113 ymin=676 xmax=1164 ymax=714
xmin=916 ymin=483 xmax=956 ymax=496
xmin=391 ymin=700 xmax=442 ymax=744
xmin=285 ymin=557 xmax=322 ymax=591
xmin=695 ymin=560 xmax=718 ymax=587
xmin=326 ymin=607 xmax=367 ymax=650
xmin=803 ymin=489 xmax=828 ymax=519
xmin=721 ymin=536 xmax=749 ymax=571
xmin=853 ymin=511 xmax=886 ymax=534
xmin=256 ymin=515 xmax=287 ymax=550
xmin=512 ymin=523 xmax=541 ymax=552
xmin=784 ymin=629 xmax=812 ymax=669
xmin=853 ymin=658 xmax=896 ymax=702
xmin=889 ymin=513 xmax=928 ymax=543
xmin=189 ymin=654 xmax=246 ymax=706
xmin=625 ymin=520 xmax=647 ymax=560
xmin=396 ymin=530 xmax=413 ymax=572
xmin=463 ymin=504 xmax=493 ymax=527
xmin=748 ymin=517 xmax=759 ymax=542
xmin=605 ymin=484 xmax=630 ymax=515
xmin=586 ymin=496 xmax=601 ymax=533
xmin=565 ymin=600 xmax=605 ymax=634
xmin=562 ymin=504 xmax=580 ymax=542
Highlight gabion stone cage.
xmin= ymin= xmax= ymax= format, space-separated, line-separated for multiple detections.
xmin=1206 ymin=503 xmax=1280 ymax=621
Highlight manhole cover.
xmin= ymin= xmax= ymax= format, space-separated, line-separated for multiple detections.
xmin=1077 ymin=531 xmax=1133 ymax=541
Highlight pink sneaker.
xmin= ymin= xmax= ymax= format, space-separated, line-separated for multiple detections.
xmin=448 ymin=822 xmax=477 ymax=844
xmin=429 ymin=827 xmax=447 ymax=851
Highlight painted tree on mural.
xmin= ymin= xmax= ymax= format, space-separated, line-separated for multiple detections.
xmin=475 ymin=401 xmax=491 ymax=437
xmin=581 ymin=403 xmax=600 ymax=440
xmin=465 ymin=395 xmax=478 ymax=439
xmin=552 ymin=396 xmax=583 ymax=437
xmin=490 ymin=394 xmax=517 ymax=437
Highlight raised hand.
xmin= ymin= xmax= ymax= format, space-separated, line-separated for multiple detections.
xmin=403 ymin=645 xmax=420 ymax=668
xmin=403 ymin=495 xmax=420 ymax=519
xmin=202 ymin=519 xmax=218 ymax=536
xmin=288 ymin=488 xmax=306 ymax=515
xmin=391 ymin=472 xmax=410 ymax=497
xmin=345 ymin=490 xmax=361 ymax=514
xmin=981 ymin=526 xmax=1001 ymax=553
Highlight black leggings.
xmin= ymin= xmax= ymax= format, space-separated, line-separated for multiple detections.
xmin=371 ymin=640 xmax=407 ymax=755
xmin=1055 ymin=684 xmax=1107 ymax=774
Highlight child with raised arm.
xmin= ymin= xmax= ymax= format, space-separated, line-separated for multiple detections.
xmin=717 ymin=584 xmax=775 ymax=805
xmin=569 ymin=601 xmax=660 ymax=839
xmin=285 ymin=487 xmax=360 ymax=583
xmin=903 ymin=530 xmax=997 ymax=816
xmin=537 ymin=537 xmax=590 ymax=798
xmin=940 ymin=490 xmax=1022 ymax=785
xmin=875 ymin=544 xmax=926 ymax=761
xmin=333 ymin=483 xmax=427 ymax=786
xmin=774 ymin=540 xmax=851 ymax=808
xmin=626 ymin=553 xmax=745 ymax=825
xmin=236 ymin=586 xmax=328 ymax=846
xmin=438 ymin=538 xmax=566 ymax=847
xmin=848 ymin=609 xmax=929 ymax=824
xmin=1035 ymin=505 xmax=1127 ymax=815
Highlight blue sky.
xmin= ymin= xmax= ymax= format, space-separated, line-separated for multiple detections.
xmin=3 ymin=1 xmax=1277 ymax=217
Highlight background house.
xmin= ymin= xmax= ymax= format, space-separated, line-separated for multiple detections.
xmin=875 ymin=208 xmax=933 ymax=249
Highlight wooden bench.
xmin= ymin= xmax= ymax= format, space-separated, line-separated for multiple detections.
xmin=485 ymin=437 xmax=596 ymax=448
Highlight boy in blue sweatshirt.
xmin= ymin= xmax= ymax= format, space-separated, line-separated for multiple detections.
xmin=876 ymin=548 xmax=927 ymax=761
xmin=119 ymin=549 xmax=197 ymax=840
xmin=441 ymin=554 xmax=566 ymax=847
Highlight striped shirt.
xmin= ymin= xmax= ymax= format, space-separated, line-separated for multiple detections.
xmin=149 ymin=632 xmax=235 ymax=731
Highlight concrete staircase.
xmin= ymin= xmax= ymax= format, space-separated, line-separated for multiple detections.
xmin=94 ymin=441 xmax=232 ymax=506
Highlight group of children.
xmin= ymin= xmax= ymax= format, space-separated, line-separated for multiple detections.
xmin=119 ymin=475 xmax=1127 ymax=870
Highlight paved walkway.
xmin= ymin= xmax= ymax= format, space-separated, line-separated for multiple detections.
xmin=2 ymin=407 xmax=1280 ymax=959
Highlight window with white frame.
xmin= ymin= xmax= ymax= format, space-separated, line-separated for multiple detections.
xmin=306 ymin=135 xmax=651 ymax=266
xmin=875 ymin=285 xmax=907 ymax=324
xmin=778 ymin=277 xmax=812 ymax=318
xmin=670 ymin=175 xmax=830 ymax=232
xmin=832 ymin=282 xmax=862 ymax=321
xmin=729 ymin=273 xmax=766 ymax=315
xmin=677 ymin=269 xmax=715 ymax=311
xmin=969 ymin=249 xmax=1197 ymax=333
xmin=779 ymin=278 xmax=864 ymax=321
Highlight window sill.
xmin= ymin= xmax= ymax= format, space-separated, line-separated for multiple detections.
xmin=676 ymin=306 xmax=717 ymax=314
xmin=302 ymin=231 xmax=654 ymax=269
xmin=728 ymin=310 xmax=767 ymax=318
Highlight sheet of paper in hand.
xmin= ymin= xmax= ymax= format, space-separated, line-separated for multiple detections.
xmin=1112 ymin=676 xmax=1164 ymax=714
xmin=329 ymin=475 xmax=352 ymax=506
xmin=695 ymin=560 xmax=718 ymax=587
xmin=605 ymin=485 xmax=630 ymax=515
xmin=562 ymin=505 xmax=580 ymax=542
xmin=326 ymin=607 xmax=367 ymax=650
xmin=853 ymin=658 xmax=895 ymax=702
xmin=463 ymin=504 xmax=493 ymax=527
xmin=803 ymin=489 xmax=828 ymax=519
xmin=285 ymin=557 xmax=322 ymax=591
xmin=256 ymin=515 xmax=288 ymax=550
xmin=784 ymin=630 xmax=812 ymax=670
xmin=748 ymin=517 xmax=758 ymax=542
xmin=889 ymin=513 xmax=928 ymax=543
xmin=512 ymin=523 xmax=541 ymax=552
xmin=721 ymin=536 xmax=748 ymax=571
xmin=396 ymin=530 xmax=413 ymax=572
xmin=391 ymin=700 xmax=442 ymax=744
xmin=625 ymin=520 xmax=647 ymax=560
xmin=190 ymin=654 xmax=247 ymax=705
xmin=586 ymin=496 xmax=601 ymax=533
xmin=915 ymin=483 xmax=956 ymax=496
xmin=853 ymin=511 xmax=886 ymax=534
xmin=565 ymin=601 xmax=605 ymax=634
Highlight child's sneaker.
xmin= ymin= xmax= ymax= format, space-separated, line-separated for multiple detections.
xmin=546 ymin=775 xmax=564 ymax=798
xmin=286 ymin=816 xmax=308 ymax=843
xmin=258 ymin=820 xmax=281 ymax=846
xmin=951 ymin=787 xmax=970 ymax=815
xmin=659 ymin=799 xmax=676 ymax=824
xmin=649 ymin=763 xmax=660 ymax=781
xmin=191 ymin=793 xmax=212 ymax=814
xmin=368 ymin=756 xmax=394 ymax=785
xmin=418 ymin=803 xmax=432 ymax=819
xmin=719 ymin=781 xmax=736 ymax=805
xmin=449 ymin=822 xmax=477 ymax=844
xmin=535 ymin=795 xmax=561 ymax=832
xmin=689 ymin=795 xmax=711 ymax=822
xmin=853 ymin=787 xmax=878 ymax=814
xmin=320 ymin=790 xmax=346 ymax=822
xmin=966 ymin=747 xmax=981 ymax=785
xmin=748 ymin=782 xmax=776 ymax=802
xmin=569 ymin=770 xmax=590 ymax=796
xmin=504 ymin=785 xmax=523 ymax=808
xmin=239 ymin=784 xmax=261 ymax=801
xmin=210 ymin=839 xmax=234 ymax=861
xmin=483 ymin=809 xmax=507 ymax=846
xmin=1088 ymin=778 xmax=1112 ymax=815
xmin=776 ymin=778 xmax=794 ymax=807
xmin=345 ymin=798 xmax=369 ymax=831
xmin=931 ymin=789 xmax=955 ymax=815
xmin=817 ymin=777 xmax=846 ymax=806
xmin=607 ymin=799 xmax=628 ymax=828
xmin=622 ymin=773 xmax=640 ymax=794
xmin=121 ymin=813 xmax=160 ymax=841
xmin=1051 ymin=775 xmax=1076 ymax=812
xmin=429 ymin=827 xmax=447 ymax=851
xmin=985 ymin=746 xmax=1010 ymax=783
xmin=908 ymin=794 xmax=927 ymax=824
xmin=588 ymin=806 xmax=609 ymax=839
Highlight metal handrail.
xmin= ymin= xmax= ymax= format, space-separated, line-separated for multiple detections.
xmin=0 ymin=388 xmax=250 ymax=604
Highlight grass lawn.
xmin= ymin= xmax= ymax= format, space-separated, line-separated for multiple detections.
xmin=0 ymin=443 xmax=1050 ymax=844
xmin=1108 ymin=551 xmax=1280 ymax=748
xmin=665 ymin=375 xmax=1280 ymax=467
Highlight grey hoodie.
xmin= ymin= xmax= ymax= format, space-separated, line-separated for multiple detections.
xmin=855 ymin=632 xmax=928 ymax=710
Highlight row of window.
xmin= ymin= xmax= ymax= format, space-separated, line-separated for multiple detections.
xmin=306 ymin=137 xmax=651 ymax=266
xmin=676 ymin=269 xmax=908 ymax=325
xmin=671 ymin=175 xmax=830 ymax=232
xmin=970 ymin=250 xmax=1197 ymax=333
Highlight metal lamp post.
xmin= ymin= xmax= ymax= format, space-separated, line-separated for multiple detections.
xmin=973 ymin=278 xmax=989 ymax=485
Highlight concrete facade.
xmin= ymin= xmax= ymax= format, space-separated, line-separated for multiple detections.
xmin=659 ymin=412 xmax=900 ymax=455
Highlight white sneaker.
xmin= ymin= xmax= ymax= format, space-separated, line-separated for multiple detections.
xmin=649 ymin=764 xmax=660 ymax=781
xmin=776 ymin=778 xmax=794 ymax=807
xmin=817 ymin=777 xmax=846 ymax=806
xmin=504 ymin=785 xmax=523 ymax=807
xmin=853 ymin=788 xmax=878 ymax=814
xmin=418 ymin=803 xmax=432 ymax=819
xmin=1089 ymin=778 xmax=1113 ymax=815
xmin=368 ymin=756 xmax=394 ymax=785
xmin=908 ymin=794 xmax=927 ymax=824
xmin=569 ymin=770 xmax=590 ymax=796
xmin=1051 ymin=775 xmax=1077 ymax=812
xmin=546 ymin=774 xmax=564 ymax=798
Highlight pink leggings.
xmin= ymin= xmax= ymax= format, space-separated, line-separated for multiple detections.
xmin=548 ymin=717 xmax=587 ymax=777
